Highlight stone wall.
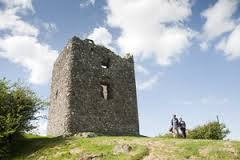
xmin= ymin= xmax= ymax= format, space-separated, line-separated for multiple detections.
xmin=47 ymin=40 xmax=74 ymax=136
xmin=48 ymin=37 xmax=139 ymax=136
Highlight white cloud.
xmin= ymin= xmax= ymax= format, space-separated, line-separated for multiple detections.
xmin=216 ymin=25 xmax=240 ymax=60
xmin=170 ymin=99 xmax=194 ymax=105
xmin=31 ymin=110 xmax=48 ymax=136
xmin=88 ymin=27 xmax=113 ymax=49
xmin=200 ymin=0 xmax=240 ymax=61
xmin=182 ymin=100 xmax=193 ymax=105
xmin=80 ymin=0 xmax=95 ymax=8
xmin=0 ymin=9 xmax=38 ymax=36
xmin=201 ymin=97 xmax=209 ymax=105
xmin=0 ymin=36 xmax=58 ymax=84
xmin=105 ymin=0 xmax=195 ymax=66
xmin=0 ymin=0 xmax=58 ymax=85
xmin=42 ymin=22 xmax=57 ymax=33
xmin=200 ymin=96 xmax=229 ymax=105
xmin=37 ymin=119 xmax=47 ymax=136
xmin=137 ymin=72 xmax=162 ymax=91
xmin=135 ymin=64 xmax=149 ymax=75
xmin=200 ymin=42 xmax=208 ymax=50
xmin=0 ymin=0 xmax=34 ymax=12
xmin=201 ymin=0 xmax=239 ymax=41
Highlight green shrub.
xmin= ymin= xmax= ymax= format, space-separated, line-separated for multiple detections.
xmin=157 ymin=133 xmax=184 ymax=139
xmin=157 ymin=133 xmax=174 ymax=138
xmin=0 ymin=78 xmax=44 ymax=158
xmin=188 ymin=121 xmax=230 ymax=140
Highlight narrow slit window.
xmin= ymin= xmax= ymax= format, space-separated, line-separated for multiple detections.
xmin=101 ymin=84 xmax=108 ymax=100
xmin=101 ymin=64 xmax=108 ymax=68
xmin=55 ymin=90 xmax=58 ymax=99
xmin=101 ymin=58 xmax=110 ymax=68
xmin=87 ymin=39 xmax=94 ymax=44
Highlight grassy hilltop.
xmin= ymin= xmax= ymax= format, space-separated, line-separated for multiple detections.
xmin=9 ymin=134 xmax=240 ymax=160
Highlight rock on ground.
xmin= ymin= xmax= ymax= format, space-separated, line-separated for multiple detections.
xmin=113 ymin=144 xmax=132 ymax=154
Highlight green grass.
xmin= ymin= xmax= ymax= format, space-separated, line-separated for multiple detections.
xmin=8 ymin=135 xmax=240 ymax=160
xmin=9 ymin=135 xmax=148 ymax=160
xmin=233 ymin=141 xmax=240 ymax=156
xmin=152 ymin=138 xmax=240 ymax=160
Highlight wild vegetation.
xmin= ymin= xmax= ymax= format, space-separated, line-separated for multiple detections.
xmin=0 ymin=78 xmax=45 ymax=158
xmin=8 ymin=134 xmax=240 ymax=160
xmin=188 ymin=121 xmax=230 ymax=140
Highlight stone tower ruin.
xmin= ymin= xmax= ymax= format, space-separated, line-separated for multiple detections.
xmin=47 ymin=36 xmax=139 ymax=136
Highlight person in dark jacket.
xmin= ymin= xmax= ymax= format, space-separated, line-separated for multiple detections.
xmin=179 ymin=117 xmax=186 ymax=138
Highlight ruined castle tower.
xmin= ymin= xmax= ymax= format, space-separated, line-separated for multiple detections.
xmin=47 ymin=37 xmax=139 ymax=136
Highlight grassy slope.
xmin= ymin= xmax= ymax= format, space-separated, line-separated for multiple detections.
xmin=10 ymin=135 xmax=240 ymax=160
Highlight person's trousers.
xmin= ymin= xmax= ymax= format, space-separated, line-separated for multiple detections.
xmin=180 ymin=128 xmax=186 ymax=138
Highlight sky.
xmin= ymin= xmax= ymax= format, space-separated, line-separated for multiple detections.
xmin=0 ymin=0 xmax=239 ymax=139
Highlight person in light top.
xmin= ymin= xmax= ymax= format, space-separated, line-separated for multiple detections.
xmin=171 ymin=114 xmax=179 ymax=137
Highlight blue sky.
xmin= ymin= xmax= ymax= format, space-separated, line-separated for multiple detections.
xmin=0 ymin=0 xmax=240 ymax=139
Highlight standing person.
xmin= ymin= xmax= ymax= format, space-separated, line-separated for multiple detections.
xmin=179 ymin=117 xmax=186 ymax=138
xmin=171 ymin=114 xmax=179 ymax=137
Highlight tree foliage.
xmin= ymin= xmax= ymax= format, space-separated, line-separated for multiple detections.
xmin=188 ymin=121 xmax=230 ymax=140
xmin=0 ymin=78 xmax=44 ymax=157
